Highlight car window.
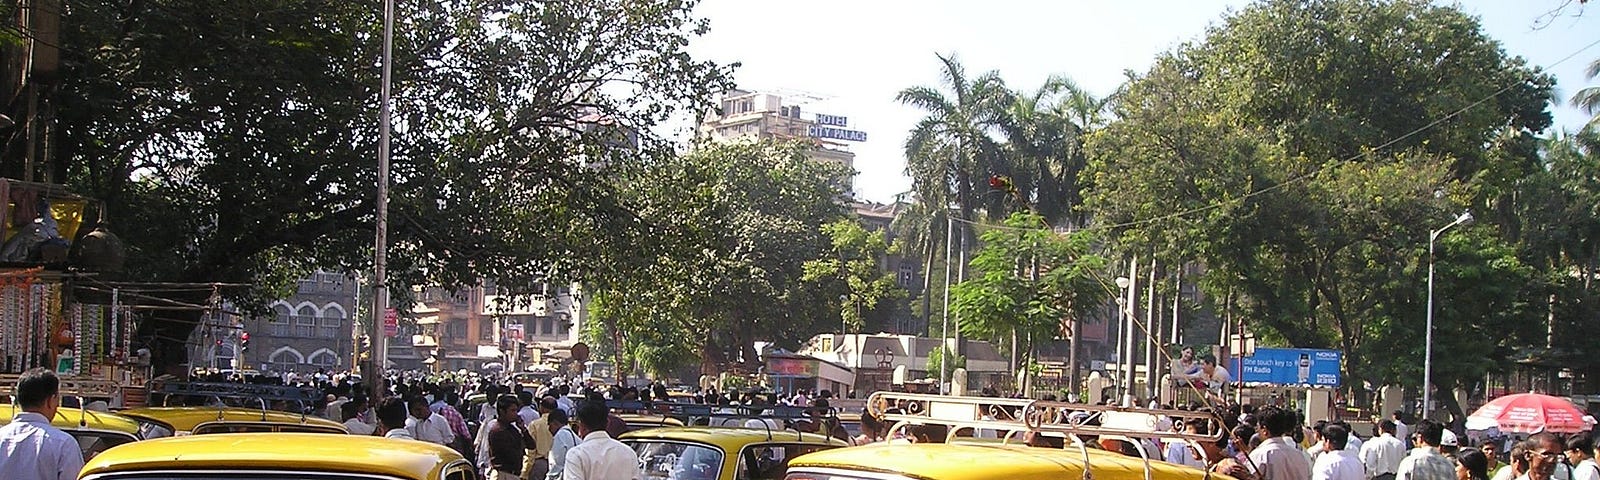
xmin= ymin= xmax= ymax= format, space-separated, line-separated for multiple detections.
xmin=72 ymin=432 xmax=137 ymax=462
xmin=737 ymin=444 xmax=833 ymax=480
xmin=626 ymin=440 xmax=723 ymax=480
xmin=133 ymin=419 xmax=174 ymax=439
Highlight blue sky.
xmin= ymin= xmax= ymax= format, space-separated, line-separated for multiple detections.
xmin=688 ymin=1 xmax=1600 ymax=203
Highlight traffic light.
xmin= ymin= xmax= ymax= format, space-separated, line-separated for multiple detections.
xmin=240 ymin=332 xmax=250 ymax=352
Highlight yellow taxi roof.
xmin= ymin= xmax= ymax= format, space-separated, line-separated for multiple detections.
xmin=787 ymin=443 xmax=1229 ymax=480
xmin=0 ymin=404 xmax=140 ymax=436
xmin=117 ymin=406 xmax=346 ymax=432
xmin=617 ymin=413 xmax=685 ymax=427
xmin=622 ymin=426 xmax=847 ymax=450
xmin=81 ymin=433 xmax=465 ymax=479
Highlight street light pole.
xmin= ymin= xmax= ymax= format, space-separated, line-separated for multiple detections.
xmin=1424 ymin=210 xmax=1472 ymax=420
xmin=940 ymin=215 xmax=954 ymax=395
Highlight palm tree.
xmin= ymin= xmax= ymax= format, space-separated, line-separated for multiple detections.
xmin=1572 ymin=58 xmax=1600 ymax=130
xmin=999 ymin=75 xmax=1107 ymax=228
xmin=897 ymin=53 xmax=1012 ymax=282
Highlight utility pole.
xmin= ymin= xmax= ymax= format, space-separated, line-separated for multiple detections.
xmin=367 ymin=0 xmax=395 ymax=402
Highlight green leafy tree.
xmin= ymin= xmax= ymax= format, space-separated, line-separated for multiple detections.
xmin=587 ymin=139 xmax=849 ymax=375
xmin=802 ymin=219 xmax=908 ymax=333
xmin=1083 ymin=0 xmax=1553 ymax=418
xmin=51 ymin=0 xmax=733 ymax=370
xmin=949 ymin=213 xmax=1107 ymax=392
xmin=1572 ymin=59 xmax=1600 ymax=130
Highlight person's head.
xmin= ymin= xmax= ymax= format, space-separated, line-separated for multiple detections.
xmin=538 ymin=396 xmax=558 ymax=413
xmin=495 ymin=395 xmax=520 ymax=424
xmin=1256 ymin=406 xmax=1297 ymax=437
xmin=1202 ymin=357 xmax=1218 ymax=370
xmin=407 ymin=397 xmax=432 ymax=420
xmin=547 ymin=408 xmax=569 ymax=433
xmin=1481 ymin=440 xmax=1499 ymax=461
xmin=15 ymin=368 xmax=61 ymax=417
xmin=1566 ymin=434 xmax=1594 ymax=465
xmin=1457 ymin=448 xmax=1491 ymax=480
xmin=1378 ymin=419 xmax=1397 ymax=435
xmin=1181 ymin=347 xmax=1195 ymax=360
xmin=341 ymin=400 xmax=364 ymax=422
xmin=1322 ymin=423 xmax=1350 ymax=451
xmin=1441 ymin=429 xmax=1460 ymax=454
xmin=575 ymin=400 xmax=609 ymax=436
xmin=1415 ymin=420 xmax=1445 ymax=448
xmin=517 ymin=391 xmax=533 ymax=408
xmin=1509 ymin=441 xmax=1531 ymax=473
xmin=1526 ymin=433 xmax=1565 ymax=480
xmin=377 ymin=397 xmax=409 ymax=429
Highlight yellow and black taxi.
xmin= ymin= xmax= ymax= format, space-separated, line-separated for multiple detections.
xmin=117 ymin=405 xmax=348 ymax=437
xmin=78 ymin=432 xmax=474 ymax=480
xmin=622 ymin=426 xmax=848 ymax=480
xmin=784 ymin=442 xmax=1233 ymax=480
xmin=122 ymin=380 xmax=349 ymax=436
xmin=0 ymin=404 xmax=141 ymax=462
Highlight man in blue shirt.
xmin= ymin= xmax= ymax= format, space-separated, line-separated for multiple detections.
xmin=0 ymin=368 xmax=85 ymax=480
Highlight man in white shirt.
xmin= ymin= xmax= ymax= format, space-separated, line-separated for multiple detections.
xmin=1396 ymin=421 xmax=1454 ymax=480
xmin=1566 ymin=436 xmax=1599 ymax=480
xmin=1392 ymin=412 xmax=1411 ymax=450
xmin=1250 ymin=406 xmax=1314 ymax=480
xmin=379 ymin=397 xmax=416 ymax=440
xmin=546 ymin=409 xmax=581 ymax=480
xmin=407 ymin=398 xmax=456 ymax=446
xmin=562 ymin=400 xmax=640 ymax=480
xmin=1315 ymin=424 xmax=1367 ymax=480
xmin=0 ymin=368 xmax=84 ymax=480
xmin=1361 ymin=419 xmax=1406 ymax=480
xmin=342 ymin=400 xmax=376 ymax=436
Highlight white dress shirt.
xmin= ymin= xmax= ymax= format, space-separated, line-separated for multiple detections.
xmin=385 ymin=427 xmax=416 ymax=440
xmin=546 ymin=425 xmax=581 ymax=480
xmin=1573 ymin=460 xmax=1600 ymax=480
xmin=1252 ymin=436 xmax=1314 ymax=480
xmin=562 ymin=431 xmax=640 ymax=480
xmin=344 ymin=418 xmax=377 ymax=436
xmin=1316 ymin=448 xmax=1367 ymax=480
xmin=0 ymin=412 xmax=84 ymax=480
xmin=406 ymin=414 xmax=456 ymax=446
xmin=1360 ymin=433 xmax=1406 ymax=478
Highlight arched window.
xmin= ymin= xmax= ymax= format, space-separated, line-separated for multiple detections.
xmin=270 ymin=304 xmax=292 ymax=336
xmin=309 ymin=349 xmax=340 ymax=368
xmin=269 ymin=347 xmax=304 ymax=366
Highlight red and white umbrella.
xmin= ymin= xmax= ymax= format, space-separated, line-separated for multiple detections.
xmin=1465 ymin=393 xmax=1597 ymax=434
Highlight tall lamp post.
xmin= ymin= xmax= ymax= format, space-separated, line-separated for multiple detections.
xmin=1424 ymin=210 xmax=1472 ymax=419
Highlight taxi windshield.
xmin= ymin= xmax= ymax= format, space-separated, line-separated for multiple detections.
xmin=626 ymin=440 xmax=724 ymax=480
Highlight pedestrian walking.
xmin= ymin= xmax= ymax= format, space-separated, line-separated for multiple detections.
xmin=1250 ymin=406 xmax=1314 ymax=480
xmin=1314 ymin=424 xmax=1366 ymax=480
xmin=1361 ymin=420 xmax=1406 ymax=480
xmin=342 ymin=399 xmax=376 ymax=436
xmin=1565 ymin=436 xmax=1599 ymax=480
xmin=1458 ymin=449 xmax=1491 ymax=480
xmin=561 ymin=400 xmax=639 ymax=480
xmin=406 ymin=396 xmax=456 ymax=446
xmin=1397 ymin=421 xmax=1455 ymax=480
xmin=1522 ymin=434 xmax=1567 ymax=480
xmin=546 ymin=409 xmax=579 ymax=480
xmin=1489 ymin=442 xmax=1528 ymax=480
xmin=488 ymin=396 xmax=537 ymax=480
xmin=1393 ymin=412 xmax=1412 ymax=450
xmin=378 ymin=397 xmax=415 ymax=440
xmin=523 ymin=397 xmax=557 ymax=480
xmin=0 ymin=368 xmax=85 ymax=480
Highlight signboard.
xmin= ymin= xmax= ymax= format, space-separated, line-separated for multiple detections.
xmin=766 ymin=357 xmax=820 ymax=377
xmin=815 ymin=113 xmax=849 ymax=127
xmin=383 ymin=308 xmax=398 ymax=337
xmin=1239 ymin=348 xmax=1341 ymax=387
xmin=808 ymin=125 xmax=868 ymax=142
xmin=506 ymin=324 xmax=523 ymax=341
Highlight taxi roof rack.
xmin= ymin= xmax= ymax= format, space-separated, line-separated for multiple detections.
xmin=606 ymin=400 xmax=834 ymax=441
xmin=152 ymin=381 xmax=322 ymax=404
xmin=866 ymin=392 xmax=1230 ymax=480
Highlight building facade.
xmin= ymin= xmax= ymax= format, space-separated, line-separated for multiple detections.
xmin=224 ymin=271 xmax=358 ymax=374
xmin=699 ymin=90 xmax=861 ymax=192
xmin=410 ymin=282 xmax=586 ymax=373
